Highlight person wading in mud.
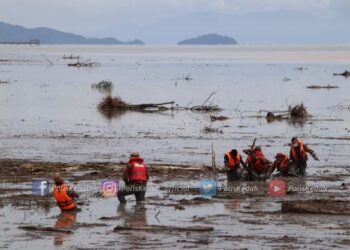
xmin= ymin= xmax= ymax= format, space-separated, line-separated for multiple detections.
xmin=118 ymin=152 xmax=149 ymax=204
xmin=289 ymin=137 xmax=319 ymax=176
xmin=244 ymin=146 xmax=272 ymax=181
xmin=270 ymin=153 xmax=294 ymax=177
xmin=224 ymin=149 xmax=247 ymax=182
xmin=53 ymin=174 xmax=79 ymax=211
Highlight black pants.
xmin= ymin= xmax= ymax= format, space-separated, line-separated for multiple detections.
xmin=226 ymin=168 xmax=240 ymax=182
xmin=117 ymin=182 xmax=147 ymax=204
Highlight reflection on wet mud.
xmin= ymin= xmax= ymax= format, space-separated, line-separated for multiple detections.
xmin=53 ymin=211 xmax=77 ymax=246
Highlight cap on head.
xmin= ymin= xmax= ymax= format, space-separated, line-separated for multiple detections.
xmin=54 ymin=173 xmax=63 ymax=186
xmin=291 ymin=137 xmax=298 ymax=142
xmin=130 ymin=152 xmax=140 ymax=158
xmin=230 ymin=149 xmax=238 ymax=156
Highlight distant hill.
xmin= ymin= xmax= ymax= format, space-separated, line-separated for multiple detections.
xmin=178 ymin=34 xmax=237 ymax=45
xmin=0 ymin=21 xmax=144 ymax=45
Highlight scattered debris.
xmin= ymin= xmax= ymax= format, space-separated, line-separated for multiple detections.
xmin=174 ymin=204 xmax=185 ymax=210
xmin=97 ymin=92 xmax=222 ymax=118
xmin=202 ymin=126 xmax=223 ymax=134
xmin=295 ymin=67 xmax=305 ymax=71
xmin=282 ymin=77 xmax=291 ymax=82
xmin=210 ymin=115 xmax=229 ymax=122
xmin=113 ymin=225 xmax=214 ymax=232
xmin=307 ymin=84 xmax=339 ymax=89
xmin=333 ymin=70 xmax=350 ymax=77
xmin=328 ymin=99 xmax=350 ymax=110
xmin=91 ymin=80 xmax=114 ymax=94
xmin=19 ymin=225 xmax=73 ymax=233
xmin=63 ymin=54 xmax=80 ymax=60
xmin=261 ymin=104 xmax=310 ymax=122
xmin=183 ymin=73 xmax=192 ymax=81
xmin=68 ymin=60 xmax=100 ymax=67
xmin=282 ymin=200 xmax=350 ymax=215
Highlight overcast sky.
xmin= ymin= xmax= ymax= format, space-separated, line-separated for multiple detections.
xmin=1 ymin=0 xmax=349 ymax=44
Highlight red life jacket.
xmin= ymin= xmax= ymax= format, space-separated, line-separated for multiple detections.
xmin=290 ymin=140 xmax=307 ymax=162
xmin=129 ymin=157 xmax=148 ymax=182
xmin=247 ymin=151 xmax=267 ymax=174
xmin=53 ymin=184 xmax=76 ymax=211
xmin=225 ymin=151 xmax=241 ymax=168
xmin=276 ymin=153 xmax=289 ymax=172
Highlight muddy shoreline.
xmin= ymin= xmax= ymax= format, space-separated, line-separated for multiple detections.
xmin=1 ymin=158 xmax=349 ymax=249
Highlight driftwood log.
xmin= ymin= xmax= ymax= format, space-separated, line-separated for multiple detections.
xmin=19 ymin=225 xmax=73 ymax=233
xmin=282 ymin=200 xmax=350 ymax=215
xmin=114 ymin=225 xmax=214 ymax=232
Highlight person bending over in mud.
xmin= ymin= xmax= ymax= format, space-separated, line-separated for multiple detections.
xmin=118 ymin=152 xmax=149 ymax=204
xmin=289 ymin=137 xmax=319 ymax=176
xmin=270 ymin=153 xmax=296 ymax=177
xmin=53 ymin=174 xmax=79 ymax=212
xmin=224 ymin=149 xmax=247 ymax=182
xmin=244 ymin=146 xmax=272 ymax=181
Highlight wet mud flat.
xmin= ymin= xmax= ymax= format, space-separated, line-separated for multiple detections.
xmin=0 ymin=160 xmax=349 ymax=249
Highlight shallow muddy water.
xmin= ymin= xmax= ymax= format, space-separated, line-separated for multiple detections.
xmin=1 ymin=45 xmax=350 ymax=168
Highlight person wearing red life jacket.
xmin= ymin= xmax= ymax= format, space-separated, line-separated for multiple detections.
xmin=53 ymin=174 xmax=79 ymax=212
xmin=290 ymin=137 xmax=319 ymax=176
xmin=118 ymin=152 xmax=149 ymax=204
xmin=244 ymin=146 xmax=272 ymax=180
xmin=224 ymin=149 xmax=247 ymax=182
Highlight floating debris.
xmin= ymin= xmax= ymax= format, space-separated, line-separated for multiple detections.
xmin=68 ymin=60 xmax=100 ymax=67
xmin=261 ymin=104 xmax=310 ymax=123
xmin=307 ymin=84 xmax=339 ymax=89
xmin=63 ymin=54 xmax=80 ymax=60
xmin=202 ymin=126 xmax=223 ymax=134
xmin=91 ymin=80 xmax=114 ymax=94
xmin=333 ymin=70 xmax=350 ymax=77
xmin=210 ymin=115 xmax=229 ymax=122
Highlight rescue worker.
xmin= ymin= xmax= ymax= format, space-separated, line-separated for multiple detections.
xmin=53 ymin=174 xmax=79 ymax=212
xmin=224 ymin=149 xmax=247 ymax=182
xmin=245 ymin=146 xmax=272 ymax=180
xmin=118 ymin=152 xmax=149 ymax=204
xmin=290 ymin=137 xmax=319 ymax=176
xmin=270 ymin=153 xmax=294 ymax=177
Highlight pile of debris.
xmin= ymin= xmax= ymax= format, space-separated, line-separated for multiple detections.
xmin=263 ymin=104 xmax=310 ymax=122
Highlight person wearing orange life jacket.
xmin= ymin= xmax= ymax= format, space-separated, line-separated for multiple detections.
xmin=118 ymin=152 xmax=149 ymax=204
xmin=290 ymin=137 xmax=319 ymax=176
xmin=53 ymin=174 xmax=79 ymax=212
xmin=224 ymin=149 xmax=247 ymax=182
xmin=245 ymin=146 xmax=272 ymax=180
xmin=270 ymin=153 xmax=293 ymax=177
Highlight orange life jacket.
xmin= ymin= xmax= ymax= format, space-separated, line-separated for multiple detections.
xmin=129 ymin=157 xmax=148 ymax=182
xmin=247 ymin=151 xmax=267 ymax=174
xmin=225 ymin=151 xmax=241 ymax=168
xmin=290 ymin=140 xmax=307 ymax=162
xmin=276 ymin=153 xmax=289 ymax=172
xmin=53 ymin=184 xmax=76 ymax=211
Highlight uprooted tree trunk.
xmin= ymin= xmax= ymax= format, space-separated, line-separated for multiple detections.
xmin=98 ymin=92 xmax=222 ymax=118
